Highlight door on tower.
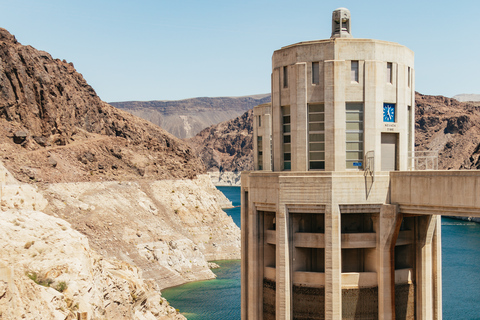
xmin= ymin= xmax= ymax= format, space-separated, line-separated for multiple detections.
xmin=381 ymin=133 xmax=397 ymax=171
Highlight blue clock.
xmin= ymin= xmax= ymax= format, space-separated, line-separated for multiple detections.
xmin=383 ymin=103 xmax=395 ymax=122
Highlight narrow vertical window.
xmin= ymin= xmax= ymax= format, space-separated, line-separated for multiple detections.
xmin=408 ymin=106 xmax=412 ymax=154
xmin=283 ymin=66 xmax=288 ymax=88
xmin=408 ymin=67 xmax=411 ymax=87
xmin=258 ymin=115 xmax=262 ymax=127
xmin=282 ymin=106 xmax=291 ymax=170
xmin=346 ymin=103 xmax=364 ymax=169
xmin=351 ymin=61 xmax=359 ymax=82
xmin=308 ymin=104 xmax=325 ymax=170
xmin=387 ymin=62 xmax=393 ymax=83
xmin=312 ymin=62 xmax=320 ymax=84
xmin=257 ymin=136 xmax=263 ymax=170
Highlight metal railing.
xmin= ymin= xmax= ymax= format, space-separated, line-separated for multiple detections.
xmin=364 ymin=150 xmax=375 ymax=181
xmin=408 ymin=151 xmax=439 ymax=170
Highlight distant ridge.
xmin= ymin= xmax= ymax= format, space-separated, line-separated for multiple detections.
xmin=110 ymin=94 xmax=271 ymax=139
xmin=453 ymin=93 xmax=480 ymax=102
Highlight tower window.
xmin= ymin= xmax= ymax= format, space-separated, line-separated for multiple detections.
xmin=387 ymin=62 xmax=393 ymax=83
xmin=258 ymin=115 xmax=262 ymax=127
xmin=308 ymin=104 xmax=325 ymax=170
xmin=351 ymin=61 xmax=359 ymax=82
xmin=408 ymin=105 xmax=412 ymax=155
xmin=258 ymin=136 xmax=263 ymax=170
xmin=408 ymin=67 xmax=411 ymax=87
xmin=346 ymin=103 xmax=364 ymax=169
xmin=283 ymin=66 xmax=288 ymax=88
xmin=312 ymin=62 xmax=320 ymax=84
xmin=282 ymin=106 xmax=291 ymax=170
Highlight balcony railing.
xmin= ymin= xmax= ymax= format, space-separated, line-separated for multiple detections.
xmin=408 ymin=151 xmax=439 ymax=170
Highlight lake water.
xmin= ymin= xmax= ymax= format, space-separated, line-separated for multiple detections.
xmin=162 ymin=186 xmax=241 ymax=320
xmin=163 ymin=187 xmax=480 ymax=319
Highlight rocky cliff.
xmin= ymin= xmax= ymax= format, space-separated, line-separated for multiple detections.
xmin=0 ymin=28 xmax=204 ymax=183
xmin=0 ymin=27 xmax=241 ymax=318
xmin=111 ymin=95 xmax=271 ymax=139
xmin=186 ymin=109 xmax=254 ymax=177
xmin=0 ymin=160 xmax=240 ymax=318
xmin=415 ymin=92 xmax=480 ymax=169
xmin=0 ymin=164 xmax=186 ymax=320
xmin=39 ymin=175 xmax=240 ymax=290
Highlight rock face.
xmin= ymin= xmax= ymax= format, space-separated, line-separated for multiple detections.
xmin=0 ymin=28 xmax=205 ymax=183
xmin=111 ymin=95 xmax=271 ymax=139
xmin=0 ymin=160 xmax=240 ymax=318
xmin=0 ymin=28 xmax=241 ymax=318
xmin=208 ymin=171 xmax=242 ymax=186
xmin=415 ymin=92 xmax=480 ymax=169
xmin=0 ymin=167 xmax=186 ymax=320
xmin=39 ymin=175 xmax=240 ymax=290
xmin=187 ymin=109 xmax=254 ymax=175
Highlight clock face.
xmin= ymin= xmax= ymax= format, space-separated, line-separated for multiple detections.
xmin=383 ymin=103 xmax=395 ymax=122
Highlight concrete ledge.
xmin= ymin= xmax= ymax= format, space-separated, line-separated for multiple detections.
xmin=394 ymin=268 xmax=413 ymax=284
xmin=400 ymin=204 xmax=480 ymax=217
xmin=341 ymin=233 xmax=376 ymax=248
xmin=341 ymin=272 xmax=377 ymax=288
xmin=265 ymin=230 xmax=276 ymax=245
xmin=396 ymin=230 xmax=414 ymax=246
xmin=254 ymin=202 xmax=276 ymax=212
xmin=294 ymin=232 xmax=325 ymax=248
xmin=391 ymin=171 xmax=480 ymax=217
xmin=293 ymin=271 xmax=325 ymax=287
xmin=264 ymin=266 xmax=276 ymax=280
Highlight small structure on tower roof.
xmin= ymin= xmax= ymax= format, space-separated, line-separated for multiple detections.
xmin=331 ymin=7 xmax=352 ymax=38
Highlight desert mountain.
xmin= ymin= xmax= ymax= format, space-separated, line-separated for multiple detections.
xmin=110 ymin=94 xmax=271 ymax=139
xmin=415 ymin=92 xmax=480 ymax=169
xmin=0 ymin=28 xmax=204 ymax=183
xmin=189 ymin=93 xmax=480 ymax=173
xmin=187 ymin=108 xmax=255 ymax=173
xmin=0 ymin=27 xmax=240 ymax=319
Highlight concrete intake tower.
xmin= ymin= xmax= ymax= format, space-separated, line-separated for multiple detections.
xmin=241 ymin=8 xmax=443 ymax=320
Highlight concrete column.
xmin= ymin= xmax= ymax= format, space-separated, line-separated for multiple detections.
xmin=416 ymin=215 xmax=436 ymax=320
xmin=264 ymin=113 xmax=272 ymax=171
xmin=396 ymin=64 xmax=407 ymax=171
xmin=324 ymin=203 xmax=342 ymax=319
xmin=253 ymin=118 xmax=259 ymax=170
xmin=272 ymin=68 xmax=281 ymax=172
xmin=377 ymin=204 xmax=402 ymax=320
xmin=241 ymin=188 xmax=248 ymax=320
xmin=245 ymin=191 xmax=262 ymax=319
xmin=293 ymin=62 xmax=308 ymax=172
xmin=432 ymin=216 xmax=442 ymax=320
xmin=324 ymin=60 xmax=346 ymax=172
xmin=366 ymin=60 xmax=387 ymax=172
xmin=276 ymin=204 xmax=291 ymax=319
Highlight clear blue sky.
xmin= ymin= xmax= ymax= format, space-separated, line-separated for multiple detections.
xmin=0 ymin=0 xmax=478 ymax=102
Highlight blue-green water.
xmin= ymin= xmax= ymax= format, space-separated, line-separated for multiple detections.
xmin=163 ymin=187 xmax=480 ymax=319
xmin=162 ymin=260 xmax=241 ymax=319
xmin=216 ymin=186 xmax=241 ymax=228
xmin=441 ymin=217 xmax=480 ymax=319
xmin=162 ymin=186 xmax=242 ymax=320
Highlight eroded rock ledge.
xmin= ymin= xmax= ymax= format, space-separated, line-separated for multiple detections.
xmin=0 ymin=163 xmax=240 ymax=319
